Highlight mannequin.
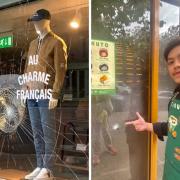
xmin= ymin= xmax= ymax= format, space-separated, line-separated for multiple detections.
xmin=24 ymin=9 xmax=67 ymax=180
xmin=33 ymin=19 xmax=58 ymax=110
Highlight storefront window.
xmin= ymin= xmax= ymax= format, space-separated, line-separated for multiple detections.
xmin=0 ymin=0 xmax=37 ymax=10
xmin=92 ymin=0 xmax=151 ymax=179
xmin=158 ymin=1 xmax=180 ymax=179
xmin=0 ymin=0 xmax=89 ymax=179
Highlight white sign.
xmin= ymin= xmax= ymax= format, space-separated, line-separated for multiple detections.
xmin=92 ymin=40 xmax=115 ymax=95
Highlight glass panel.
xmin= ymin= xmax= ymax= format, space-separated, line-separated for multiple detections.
xmin=0 ymin=0 xmax=38 ymax=10
xmin=158 ymin=1 xmax=180 ymax=179
xmin=0 ymin=0 xmax=89 ymax=179
xmin=92 ymin=1 xmax=151 ymax=180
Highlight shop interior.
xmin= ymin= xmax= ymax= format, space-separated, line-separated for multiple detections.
xmin=0 ymin=0 xmax=89 ymax=179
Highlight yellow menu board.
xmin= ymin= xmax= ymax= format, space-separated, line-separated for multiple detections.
xmin=92 ymin=40 xmax=115 ymax=95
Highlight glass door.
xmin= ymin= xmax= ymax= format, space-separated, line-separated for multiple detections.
xmin=92 ymin=1 xmax=151 ymax=179
xmin=158 ymin=1 xmax=180 ymax=179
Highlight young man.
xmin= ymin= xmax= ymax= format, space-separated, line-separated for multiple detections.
xmin=126 ymin=38 xmax=180 ymax=180
xmin=24 ymin=9 xmax=67 ymax=179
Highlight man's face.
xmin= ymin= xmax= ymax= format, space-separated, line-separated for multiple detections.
xmin=167 ymin=45 xmax=180 ymax=84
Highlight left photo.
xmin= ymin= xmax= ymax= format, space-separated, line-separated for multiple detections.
xmin=0 ymin=0 xmax=89 ymax=179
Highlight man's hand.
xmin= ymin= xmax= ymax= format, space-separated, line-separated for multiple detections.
xmin=49 ymin=97 xmax=58 ymax=109
xmin=125 ymin=112 xmax=153 ymax=132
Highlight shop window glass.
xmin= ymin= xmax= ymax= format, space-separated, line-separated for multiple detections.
xmin=0 ymin=0 xmax=89 ymax=179
xmin=92 ymin=0 xmax=151 ymax=180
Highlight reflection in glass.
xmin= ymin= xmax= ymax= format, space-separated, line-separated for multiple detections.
xmin=92 ymin=0 xmax=151 ymax=180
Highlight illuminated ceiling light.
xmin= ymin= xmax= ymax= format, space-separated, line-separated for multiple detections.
xmin=70 ymin=20 xmax=79 ymax=29
xmin=70 ymin=9 xmax=81 ymax=29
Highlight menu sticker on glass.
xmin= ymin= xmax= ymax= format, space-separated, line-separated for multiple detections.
xmin=92 ymin=40 xmax=115 ymax=95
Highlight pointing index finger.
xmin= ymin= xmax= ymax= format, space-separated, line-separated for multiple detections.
xmin=136 ymin=112 xmax=143 ymax=119
xmin=125 ymin=121 xmax=135 ymax=126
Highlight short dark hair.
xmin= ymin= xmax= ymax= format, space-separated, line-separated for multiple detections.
xmin=164 ymin=37 xmax=180 ymax=61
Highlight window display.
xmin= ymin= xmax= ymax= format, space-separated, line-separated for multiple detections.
xmin=24 ymin=8 xmax=67 ymax=179
xmin=0 ymin=0 xmax=89 ymax=179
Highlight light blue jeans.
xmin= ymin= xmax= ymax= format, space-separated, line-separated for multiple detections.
xmin=27 ymin=99 xmax=56 ymax=171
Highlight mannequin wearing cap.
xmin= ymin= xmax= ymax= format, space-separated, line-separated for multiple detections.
xmin=24 ymin=9 xmax=67 ymax=180
xmin=34 ymin=19 xmax=58 ymax=109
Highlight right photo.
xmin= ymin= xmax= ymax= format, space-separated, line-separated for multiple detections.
xmin=91 ymin=0 xmax=180 ymax=180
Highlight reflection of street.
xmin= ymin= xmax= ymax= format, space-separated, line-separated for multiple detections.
xmin=93 ymin=111 xmax=148 ymax=180
xmin=92 ymin=85 xmax=149 ymax=180
xmin=158 ymin=90 xmax=173 ymax=110
xmin=92 ymin=110 xmax=168 ymax=180
xmin=93 ymin=112 xmax=131 ymax=180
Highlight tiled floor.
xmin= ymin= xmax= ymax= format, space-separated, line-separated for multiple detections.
xmin=92 ymin=112 xmax=133 ymax=180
